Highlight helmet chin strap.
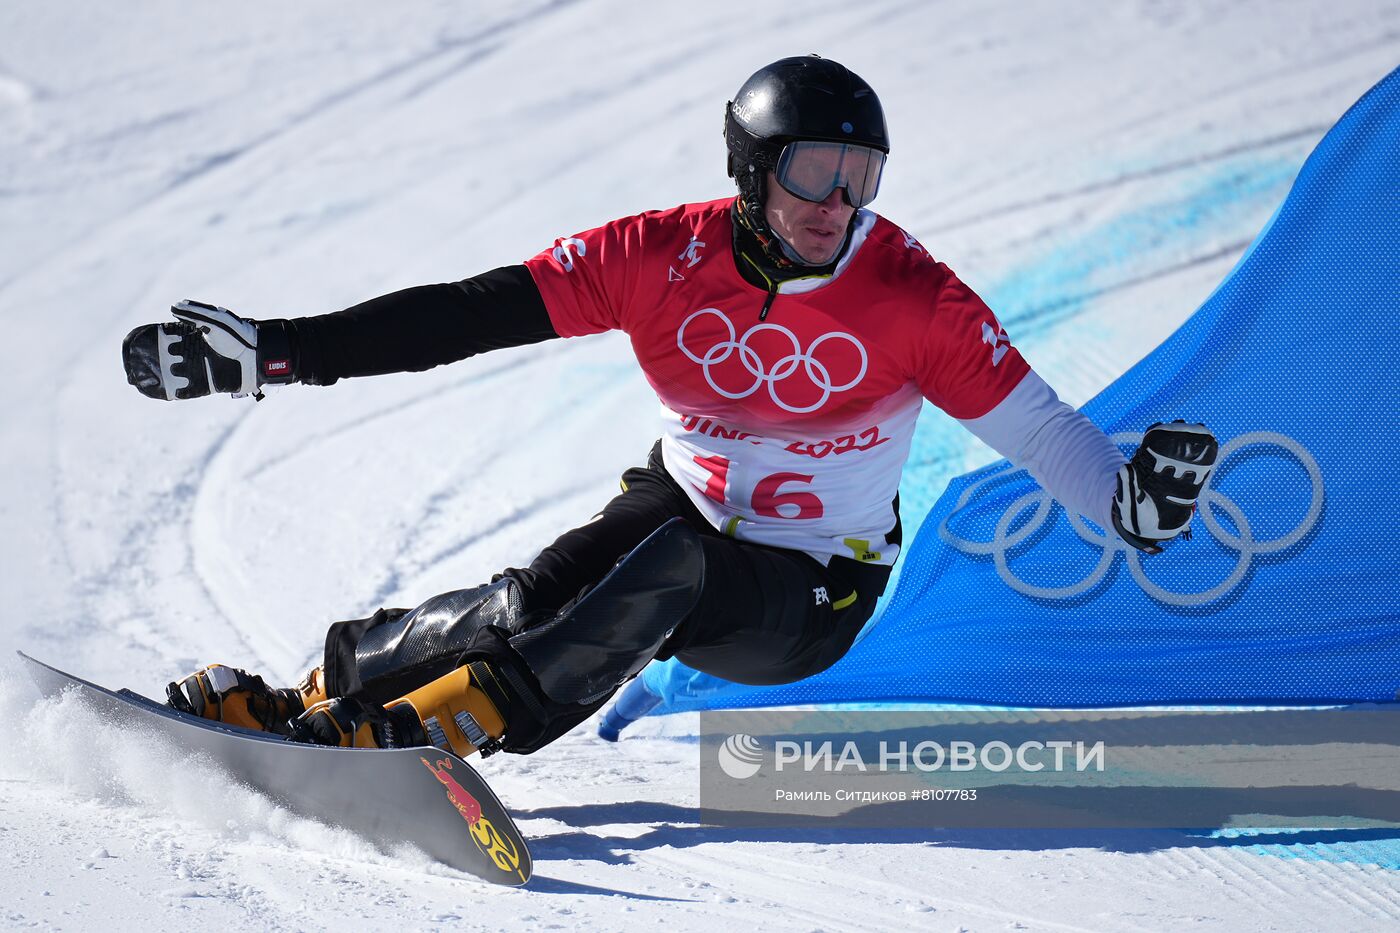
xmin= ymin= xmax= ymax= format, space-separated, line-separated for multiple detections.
xmin=732 ymin=194 xmax=852 ymax=285
xmin=732 ymin=165 xmax=792 ymax=267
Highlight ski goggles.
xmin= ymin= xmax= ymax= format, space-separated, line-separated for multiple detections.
xmin=774 ymin=140 xmax=887 ymax=208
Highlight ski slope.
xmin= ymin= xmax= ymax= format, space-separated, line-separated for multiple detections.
xmin=3 ymin=1 xmax=1399 ymax=928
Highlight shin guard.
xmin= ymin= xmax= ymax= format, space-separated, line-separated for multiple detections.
xmin=325 ymin=578 xmax=529 ymax=705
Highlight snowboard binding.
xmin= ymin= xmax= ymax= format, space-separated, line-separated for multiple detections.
xmin=166 ymin=664 xmax=327 ymax=735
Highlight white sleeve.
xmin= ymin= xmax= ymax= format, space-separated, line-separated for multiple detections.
xmin=957 ymin=371 xmax=1125 ymax=529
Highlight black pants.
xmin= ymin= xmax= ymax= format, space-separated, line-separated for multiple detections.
xmin=326 ymin=442 xmax=896 ymax=753
xmin=502 ymin=442 xmax=893 ymax=687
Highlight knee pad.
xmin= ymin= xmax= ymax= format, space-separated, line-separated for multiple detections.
xmin=510 ymin=517 xmax=704 ymax=705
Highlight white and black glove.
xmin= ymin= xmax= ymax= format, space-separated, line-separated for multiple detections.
xmin=1112 ymin=420 xmax=1219 ymax=554
xmin=122 ymin=299 xmax=297 ymax=400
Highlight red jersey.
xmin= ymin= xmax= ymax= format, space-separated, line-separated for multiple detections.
xmin=523 ymin=198 xmax=1030 ymax=566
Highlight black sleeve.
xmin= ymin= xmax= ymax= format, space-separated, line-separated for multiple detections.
xmin=289 ymin=264 xmax=559 ymax=386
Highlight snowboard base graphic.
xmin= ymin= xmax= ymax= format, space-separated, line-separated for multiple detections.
xmin=16 ymin=651 xmax=531 ymax=885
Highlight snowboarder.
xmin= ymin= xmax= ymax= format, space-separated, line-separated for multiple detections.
xmin=122 ymin=55 xmax=1218 ymax=759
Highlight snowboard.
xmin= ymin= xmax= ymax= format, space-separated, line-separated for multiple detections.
xmin=15 ymin=651 xmax=532 ymax=886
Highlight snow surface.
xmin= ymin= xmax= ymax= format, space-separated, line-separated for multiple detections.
xmin=3 ymin=1 xmax=1400 ymax=929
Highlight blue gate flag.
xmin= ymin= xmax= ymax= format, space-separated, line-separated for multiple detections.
xmin=636 ymin=65 xmax=1400 ymax=716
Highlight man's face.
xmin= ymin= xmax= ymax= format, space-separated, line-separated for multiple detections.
xmin=762 ymin=170 xmax=855 ymax=266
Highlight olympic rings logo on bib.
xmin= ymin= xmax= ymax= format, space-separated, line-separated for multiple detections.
xmin=677 ymin=307 xmax=868 ymax=414
xmin=938 ymin=431 xmax=1324 ymax=607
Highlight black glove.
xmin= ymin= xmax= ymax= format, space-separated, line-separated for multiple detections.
xmin=122 ymin=299 xmax=297 ymax=400
xmin=1112 ymin=420 xmax=1219 ymax=553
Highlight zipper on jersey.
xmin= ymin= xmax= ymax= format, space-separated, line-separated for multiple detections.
xmin=739 ymin=251 xmax=780 ymax=321
xmin=759 ymin=281 xmax=778 ymax=321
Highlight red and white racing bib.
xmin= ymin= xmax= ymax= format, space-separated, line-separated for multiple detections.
xmin=525 ymin=199 xmax=1029 ymax=565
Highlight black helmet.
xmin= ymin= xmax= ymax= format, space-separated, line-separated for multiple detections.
xmin=724 ymin=55 xmax=888 ymax=265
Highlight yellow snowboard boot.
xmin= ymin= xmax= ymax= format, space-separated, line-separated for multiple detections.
xmin=293 ymin=662 xmax=509 ymax=757
xmin=167 ymin=664 xmax=327 ymax=735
